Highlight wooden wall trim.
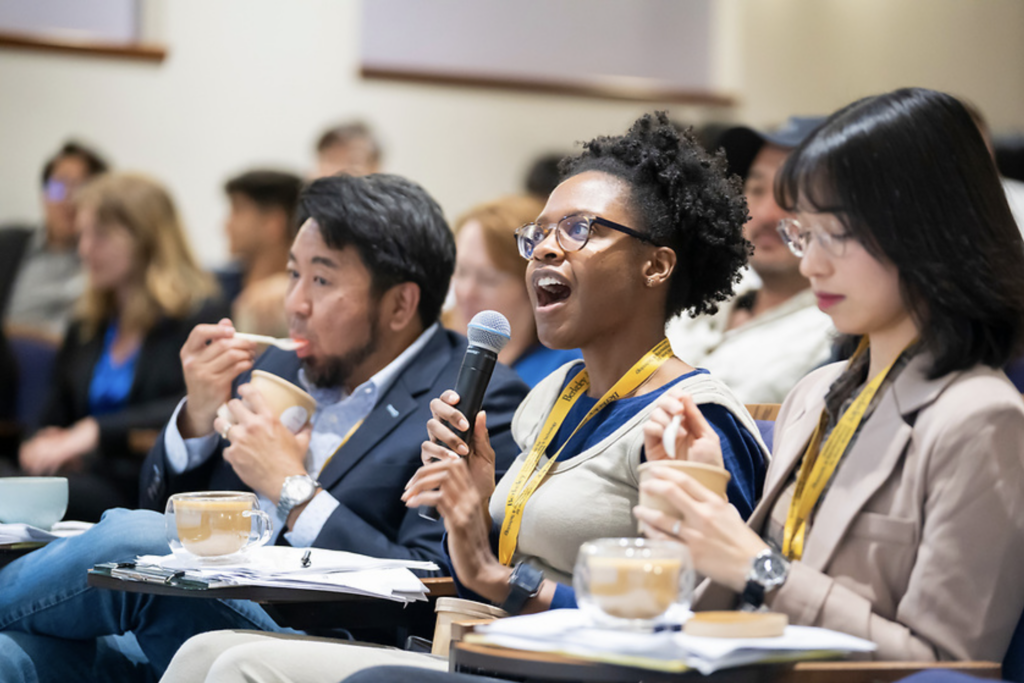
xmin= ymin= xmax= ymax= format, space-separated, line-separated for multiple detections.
xmin=361 ymin=65 xmax=736 ymax=107
xmin=0 ymin=30 xmax=166 ymax=63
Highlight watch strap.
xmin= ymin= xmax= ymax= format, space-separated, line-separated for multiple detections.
xmin=500 ymin=561 xmax=544 ymax=615
xmin=740 ymin=579 xmax=767 ymax=610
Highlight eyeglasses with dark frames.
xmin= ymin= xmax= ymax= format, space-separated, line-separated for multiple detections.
xmin=514 ymin=214 xmax=660 ymax=260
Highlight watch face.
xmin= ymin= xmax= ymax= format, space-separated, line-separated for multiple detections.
xmin=283 ymin=476 xmax=316 ymax=505
xmin=755 ymin=551 xmax=789 ymax=586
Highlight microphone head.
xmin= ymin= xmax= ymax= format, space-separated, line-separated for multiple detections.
xmin=466 ymin=310 xmax=511 ymax=354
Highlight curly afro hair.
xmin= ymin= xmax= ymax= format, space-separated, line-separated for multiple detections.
xmin=560 ymin=112 xmax=750 ymax=320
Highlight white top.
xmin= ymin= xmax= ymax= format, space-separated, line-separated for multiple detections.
xmin=489 ymin=362 xmax=761 ymax=585
xmin=1002 ymin=176 xmax=1024 ymax=237
xmin=665 ymin=287 xmax=835 ymax=404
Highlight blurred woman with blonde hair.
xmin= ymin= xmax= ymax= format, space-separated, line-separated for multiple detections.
xmin=19 ymin=172 xmax=228 ymax=520
xmin=450 ymin=194 xmax=581 ymax=387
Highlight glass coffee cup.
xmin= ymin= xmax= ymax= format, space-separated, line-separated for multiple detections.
xmin=165 ymin=491 xmax=272 ymax=561
xmin=573 ymin=537 xmax=694 ymax=628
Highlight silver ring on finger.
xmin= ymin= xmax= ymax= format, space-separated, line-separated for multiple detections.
xmin=671 ymin=520 xmax=682 ymax=536
xmin=221 ymin=424 xmax=233 ymax=441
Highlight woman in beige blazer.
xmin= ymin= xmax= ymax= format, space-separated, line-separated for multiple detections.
xmin=635 ymin=88 xmax=1024 ymax=664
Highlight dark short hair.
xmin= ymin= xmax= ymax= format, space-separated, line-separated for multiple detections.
xmin=315 ymin=121 xmax=382 ymax=165
xmin=560 ymin=112 xmax=750 ymax=320
xmin=776 ymin=87 xmax=1024 ymax=377
xmin=523 ymin=153 xmax=565 ymax=199
xmin=296 ymin=174 xmax=455 ymax=327
xmin=225 ymin=170 xmax=304 ymax=237
xmin=41 ymin=141 xmax=109 ymax=186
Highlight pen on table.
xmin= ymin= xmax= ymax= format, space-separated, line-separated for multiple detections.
xmin=301 ymin=549 xmax=311 ymax=568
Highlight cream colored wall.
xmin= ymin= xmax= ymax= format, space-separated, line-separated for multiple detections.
xmin=0 ymin=0 xmax=1020 ymax=266
xmin=736 ymin=0 xmax=1024 ymax=128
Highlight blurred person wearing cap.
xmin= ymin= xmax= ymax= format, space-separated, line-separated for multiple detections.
xmin=5 ymin=141 xmax=109 ymax=339
xmin=665 ymin=117 xmax=835 ymax=404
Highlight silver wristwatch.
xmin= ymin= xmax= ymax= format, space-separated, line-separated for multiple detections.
xmin=741 ymin=547 xmax=790 ymax=610
xmin=278 ymin=474 xmax=319 ymax=520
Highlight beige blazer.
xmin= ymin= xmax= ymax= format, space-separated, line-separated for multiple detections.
xmin=696 ymin=353 xmax=1024 ymax=662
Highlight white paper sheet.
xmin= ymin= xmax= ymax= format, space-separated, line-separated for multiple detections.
xmin=133 ymin=546 xmax=440 ymax=604
xmin=471 ymin=609 xmax=876 ymax=674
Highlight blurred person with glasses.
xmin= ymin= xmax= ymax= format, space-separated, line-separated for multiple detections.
xmin=5 ymin=141 xmax=110 ymax=340
xmin=448 ymin=195 xmax=581 ymax=388
xmin=665 ymin=117 xmax=835 ymax=404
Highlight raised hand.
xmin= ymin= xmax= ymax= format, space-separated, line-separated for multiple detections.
xmin=420 ymin=390 xmax=498 ymax=504
xmin=179 ymin=319 xmax=258 ymax=438
xmin=643 ymin=389 xmax=723 ymax=467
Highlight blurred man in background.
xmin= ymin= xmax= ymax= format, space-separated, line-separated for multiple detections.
xmin=313 ymin=121 xmax=382 ymax=179
xmin=217 ymin=169 xmax=304 ymax=338
xmin=666 ymin=117 xmax=834 ymax=404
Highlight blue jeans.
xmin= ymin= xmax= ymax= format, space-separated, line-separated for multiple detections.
xmin=0 ymin=508 xmax=295 ymax=683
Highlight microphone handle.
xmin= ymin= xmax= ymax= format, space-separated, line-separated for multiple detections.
xmin=419 ymin=346 xmax=498 ymax=521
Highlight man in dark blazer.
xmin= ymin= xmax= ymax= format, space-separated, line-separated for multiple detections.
xmin=0 ymin=174 xmax=529 ymax=683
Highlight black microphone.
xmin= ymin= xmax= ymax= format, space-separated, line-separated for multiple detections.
xmin=419 ymin=310 xmax=511 ymax=521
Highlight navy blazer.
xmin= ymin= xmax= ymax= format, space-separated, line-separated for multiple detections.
xmin=139 ymin=326 xmax=529 ymax=570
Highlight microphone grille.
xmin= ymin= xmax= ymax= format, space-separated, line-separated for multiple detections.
xmin=466 ymin=310 xmax=511 ymax=354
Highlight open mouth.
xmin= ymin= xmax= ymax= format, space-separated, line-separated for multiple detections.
xmin=290 ymin=334 xmax=313 ymax=358
xmin=534 ymin=275 xmax=572 ymax=308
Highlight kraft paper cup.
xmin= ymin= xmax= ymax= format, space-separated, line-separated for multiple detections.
xmin=637 ymin=461 xmax=731 ymax=535
xmin=217 ymin=370 xmax=316 ymax=434
xmin=432 ymin=597 xmax=508 ymax=656
xmin=0 ymin=477 xmax=68 ymax=530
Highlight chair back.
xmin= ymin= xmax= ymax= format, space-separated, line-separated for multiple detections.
xmin=7 ymin=328 xmax=60 ymax=431
xmin=0 ymin=226 xmax=34 ymax=316
xmin=745 ymin=403 xmax=780 ymax=453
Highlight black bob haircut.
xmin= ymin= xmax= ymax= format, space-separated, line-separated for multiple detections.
xmin=225 ymin=170 xmax=304 ymax=238
xmin=560 ymin=112 xmax=750 ymax=320
xmin=295 ymin=174 xmax=455 ymax=328
xmin=776 ymin=87 xmax=1024 ymax=377
xmin=41 ymin=141 xmax=109 ymax=186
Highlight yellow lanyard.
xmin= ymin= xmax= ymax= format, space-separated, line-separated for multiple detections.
xmin=782 ymin=338 xmax=907 ymax=560
xmin=316 ymin=418 xmax=364 ymax=477
xmin=497 ymin=339 xmax=674 ymax=565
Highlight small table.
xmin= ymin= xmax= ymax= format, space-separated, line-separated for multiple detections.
xmin=87 ymin=570 xmax=455 ymax=639
xmin=450 ymin=641 xmax=1004 ymax=683
xmin=0 ymin=543 xmax=45 ymax=568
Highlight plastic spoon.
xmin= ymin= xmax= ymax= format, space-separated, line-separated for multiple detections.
xmin=662 ymin=413 xmax=683 ymax=459
xmin=232 ymin=332 xmax=306 ymax=352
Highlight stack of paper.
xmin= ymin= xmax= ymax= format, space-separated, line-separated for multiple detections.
xmin=0 ymin=521 xmax=93 ymax=546
xmin=135 ymin=546 xmax=440 ymax=604
xmin=468 ymin=609 xmax=876 ymax=674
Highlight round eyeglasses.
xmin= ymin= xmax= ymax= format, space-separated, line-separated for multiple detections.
xmin=514 ymin=214 xmax=659 ymax=260
xmin=777 ymin=217 xmax=856 ymax=258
